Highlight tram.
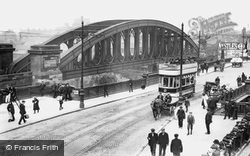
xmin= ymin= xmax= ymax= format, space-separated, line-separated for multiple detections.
xmin=158 ymin=62 xmax=197 ymax=99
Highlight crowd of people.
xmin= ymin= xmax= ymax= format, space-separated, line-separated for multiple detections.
xmin=2 ymin=81 xmax=75 ymax=125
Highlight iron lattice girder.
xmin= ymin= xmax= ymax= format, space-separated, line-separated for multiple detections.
xmin=43 ymin=20 xmax=130 ymax=45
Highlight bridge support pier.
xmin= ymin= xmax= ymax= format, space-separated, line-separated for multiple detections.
xmin=245 ymin=79 xmax=250 ymax=94
xmin=28 ymin=45 xmax=62 ymax=84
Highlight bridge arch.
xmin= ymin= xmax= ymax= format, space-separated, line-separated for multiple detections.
xmin=54 ymin=19 xmax=198 ymax=80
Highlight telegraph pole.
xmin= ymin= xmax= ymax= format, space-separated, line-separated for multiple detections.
xmin=79 ymin=17 xmax=85 ymax=108
xmin=179 ymin=23 xmax=184 ymax=97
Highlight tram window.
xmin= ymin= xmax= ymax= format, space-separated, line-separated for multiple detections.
xmin=173 ymin=78 xmax=176 ymax=87
xmin=186 ymin=77 xmax=190 ymax=85
xmin=176 ymin=78 xmax=180 ymax=87
xmin=191 ymin=76 xmax=194 ymax=83
xmin=170 ymin=77 xmax=173 ymax=87
xmin=163 ymin=77 xmax=168 ymax=87
xmin=182 ymin=78 xmax=185 ymax=86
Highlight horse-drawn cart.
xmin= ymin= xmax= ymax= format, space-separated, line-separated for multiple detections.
xmin=214 ymin=60 xmax=225 ymax=72
xmin=150 ymin=98 xmax=178 ymax=120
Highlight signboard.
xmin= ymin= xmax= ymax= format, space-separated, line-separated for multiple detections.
xmin=188 ymin=12 xmax=237 ymax=38
xmin=219 ymin=42 xmax=244 ymax=50
xmin=43 ymin=56 xmax=59 ymax=69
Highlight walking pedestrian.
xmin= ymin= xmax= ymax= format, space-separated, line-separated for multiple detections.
xmin=184 ymin=97 xmax=190 ymax=113
xmin=201 ymin=93 xmax=208 ymax=109
xmin=7 ymin=102 xmax=15 ymax=122
xmin=128 ymin=79 xmax=133 ymax=92
xmin=205 ymin=109 xmax=213 ymax=134
xmin=32 ymin=97 xmax=40 ymax=114
xmin=232 ymin=101 xmax=238 ymax=120
xmin=39 ymin=81 xmax=46 ymax=96
xmin=205 ymin=63 xmax=209 ymax=73
xmin=176 ymin=106 xmax=186 ymax=128
xmin=236 ymin=76 xmax=242 ymax=87
xmin=147 ymin=128 xmax=158 ymax=156
xmin=158 ymin=128 xmax=169 ymax=156
xmin=103 ymin=82 xmax=109 ymax=97
xmin=242 ymin=72 xmax=247 ymax=83
xmin=170 ymin=134 xmax=183 ymax=156
xmin=187 ymin=112 xmax=195 ymax=135
xmin=18 ymin=100 xmax=26 ymax=125
xmin=4 ymin=84 xmax=11 ymax=103
xmin=65 ymin=83 xmax=72 ymax=101
xmin=223 ymin=101 xmax=231 ymax=119
xmin=51 ymin=82 xmax=58 ymax=98
xmin=57 ymin=94 xmax=64 ymax=110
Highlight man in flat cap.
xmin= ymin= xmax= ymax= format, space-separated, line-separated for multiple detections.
xmin=147 ymin=128 xmax=158 ymax=156
xmin=176 ymin=106 xmax=186 ymax=128
xmin=158 ymin=128 xmax=169 ymax=156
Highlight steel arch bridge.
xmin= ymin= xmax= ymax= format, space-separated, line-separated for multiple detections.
xmin=10 ymin=19 xmax=199 ymax=80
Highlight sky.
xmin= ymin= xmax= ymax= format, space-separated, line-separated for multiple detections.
xmin=1 ymin=0 xmax=249 ymax=33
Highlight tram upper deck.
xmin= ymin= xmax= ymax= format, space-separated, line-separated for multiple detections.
xmin=159 ymin=62 xmax=198 ymax=76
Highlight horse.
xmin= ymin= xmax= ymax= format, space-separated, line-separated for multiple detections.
xmin=150 ymin=99 xmax=162 ymax=120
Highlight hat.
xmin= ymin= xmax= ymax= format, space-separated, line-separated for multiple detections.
xmin=174 ymin=134 xmax=178 ymax=137
xmin=213 ymin=139 xmax=220 ymax=144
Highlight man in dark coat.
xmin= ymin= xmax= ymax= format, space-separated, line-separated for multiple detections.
xmin=215 ymin=76 xmax=220 ymax=86
xmin=65 ymin=83 xmax=72 ymax=101
xmin=242 ymin=72 xmax=247 ymax=83
xmin=170 ymin=134 xmax=183 ymax=156
xmin=158 ymin=128 xmax=169 ymax=156
xmin=18 ymin=100 xmax=26 ymax=125
xmin=147 ymin=128 xmax=158 ymax=156
xmin=39 ymin=81 xmax=46 ymax=96
xmin=51 ymin=82 xmax=58 ymax=98
xmin=184 ymin=98 xmax=190 ymax=113
xmin=223 ymin=101 xmax=231 ymax=119
xmin=176 ymin=106 xmax=186 ymax=128
xmin=32 ymin=97 xmax=40 ymax=114
xmin=205 ymin=109 xmax=213 ymax=134
xmin=128 ymin=79 xmax=133 ymax=92
xmin=7 ymin=102 xmax=15 ymax=122
xmin=232 ymin=101 xmax=238 ymax=120
xmin=103 ymin=82 xmax=109 ymax=97
xmin=165 ymin=94 xmax=172 ymax=103
xmin=187 ymin=112 xmax=195 ymax=135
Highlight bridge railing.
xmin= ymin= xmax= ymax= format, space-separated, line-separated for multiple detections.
xmin=0 ymin=73 xmax=159 ymax=104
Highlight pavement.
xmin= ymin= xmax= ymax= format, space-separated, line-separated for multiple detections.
xmin=0 ymin=62 xmax=249 ymax=156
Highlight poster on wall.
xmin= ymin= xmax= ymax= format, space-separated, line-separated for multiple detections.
xmin=43 ymin=56 xmax=59 ymax=69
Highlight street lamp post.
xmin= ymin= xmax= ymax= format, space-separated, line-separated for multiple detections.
xmin=197 ymin=31 xmax=201 ymax=76
xmin=179 ymin=23 xmax=184 ymax=97
xmin=242 ymin=27 xmax=246 ymax=58
xmin=79 ymin=18 xmax=85 ymax=108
